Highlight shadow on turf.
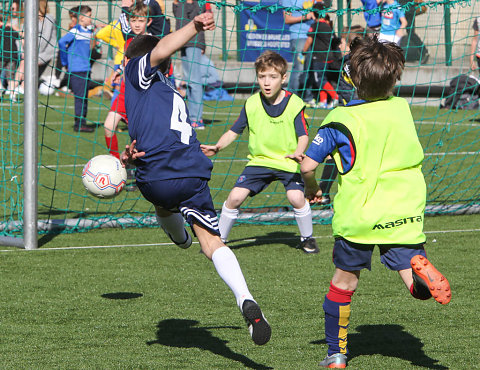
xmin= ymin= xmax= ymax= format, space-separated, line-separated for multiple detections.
xmin=146 ymin=319 xmax=272 ymax=369
xmin=101 ymin=292 xmax=143 ymax=299
xmin=313 ymin=324 xmax=448 ymax=369
xmin=226 ymin=231 xmax=299 ymax=251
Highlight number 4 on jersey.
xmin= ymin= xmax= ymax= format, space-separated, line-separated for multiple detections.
xmin=171 ymin=93 xmax=193 ymax=145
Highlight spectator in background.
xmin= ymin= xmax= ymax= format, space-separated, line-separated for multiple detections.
xmin=58 ymin=5 xmax=95 ymax=133
xmin=38 ymin=0 xmax=56 ymax=80
xmin=360 ymin=0 xmax=381 ymax=33
xmin=52 ymin=6 xmax=78 ymax=89
xmin=0 ymin=11 xmax=21 ymax=95
xmin=398 ymin=0 xmax=429 ymax=64
xmin=471 ymin=17 xmax=480 ymax=71
xmin=2 ymin=0 xmax=23 ymax=99
xmin=119 ymin=0 xmax=170 ymax=39
xmin=378 ymin=0 xmax=407 ymax=45
xmin=302 ymin=3 xmax=338 ymax=109
xmin=172 ymin=0 xmax=212 ymax=130
xmin=95 ymin=17 xmax=125 ymax=103
xmin=8 ymin=0 xmax=22 ymax=31
xmin=281 ymin=0 xmax=315 ymax=101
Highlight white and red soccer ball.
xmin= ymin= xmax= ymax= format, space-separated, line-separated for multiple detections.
xmin=82 ymin=155 xmax=127 ymax=199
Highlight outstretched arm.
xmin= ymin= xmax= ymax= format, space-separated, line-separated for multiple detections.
xmin=200 ymin=130 xmax=238 ymax=157
xmin=286 ymin=134 xmax=308 ymax=163
xmin=150 ymin=12 xmax=215 ymax=68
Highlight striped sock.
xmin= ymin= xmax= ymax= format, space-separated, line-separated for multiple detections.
xmin=323 ymin=282 xmax=354 ymax=356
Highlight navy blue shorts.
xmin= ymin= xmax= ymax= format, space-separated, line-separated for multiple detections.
xmin=137 ymin=178 xmax=220 ymax=236
xmin=234 ymin=166 xmax=304 ymax=196
xmin=332 ymin=238 xmax=427 ymax=271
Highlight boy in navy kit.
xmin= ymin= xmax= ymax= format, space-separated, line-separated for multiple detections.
xmin=201 ymin=50 xmax=319 ymax=254
xmin=120 ymin=13 xmax=271 ymax=346
xmin=301 ymin=36 xmax=451 ymax=368
xmin=59 ymin=5 xmax=95 ymax=133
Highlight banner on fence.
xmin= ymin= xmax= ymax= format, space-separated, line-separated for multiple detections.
xmin=238 ymin=1 xmax=292 ymax=62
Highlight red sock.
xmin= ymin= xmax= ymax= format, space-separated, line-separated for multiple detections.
xmin=326 ymin=281 xmax=355 ymax=303
xmin=105 ymin=134 xmax=119 ymax=159
xmin=323 ymin=82 xmax=338 ymax=100
xmin=319 ymin=91 xmax=328 ymax=103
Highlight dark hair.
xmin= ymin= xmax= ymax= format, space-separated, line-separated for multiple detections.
xmin=312 ymin=2 xmax=327 ymax=19
xmin=341 ymin=25 xmax=365 ymax=45
xmin=125 ymin=34 xmax=170 ymax=74
xmin=255 ymin=50 xmax=287 ymax=76
xmin=71 ymin=5 xmax=91 ymax=17
xmin=349 ymin=35 xmax=405 ymax=100
xmin=68 ymin=5 xmax=79 ymax=18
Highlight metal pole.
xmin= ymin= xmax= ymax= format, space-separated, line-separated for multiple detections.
xmin=337 ymin=0 xmax=343 ymax=36
xmin=444 ymin=1 xmax=452 ymax=66
xmin=23 ymin=0 xmax=39 ymax=250
xmin=222 ymin=2 xmax=227 ymax=61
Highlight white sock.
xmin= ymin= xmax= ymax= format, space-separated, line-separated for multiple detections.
xmin=218 ymin=202 xmax=238 ymax=241
xmin=294 ymin=200 xmax=313 ymax=241
xmin=155 ymin=212 xmax=187 ymax=243
xmin=212 ymin=246 xmax=253 ymax=308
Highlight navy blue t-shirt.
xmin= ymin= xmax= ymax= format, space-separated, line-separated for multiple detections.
xmin=124 ymin=52 xmax=212 ymax=182
xmin=231 ymin=90 xmax=308 ymax=136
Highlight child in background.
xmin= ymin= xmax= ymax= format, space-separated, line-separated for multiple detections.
xmin=103 ymin=2 xmax=152 ymax=191
xmin=316 ymin=25 xmax=366 ymax=207
xmin=52 ymin=6 xmax=78 ymax=90
xmin=301 ymin=35 xmax=451 ymax=368
xmin=58 ymin=5 xmax=95 ymax=133
xmin=121 ymin=13 xmax=271 ymax=346
xmin=201 ymin=50 xmax=319 ymax=254
xmin=302 ymin=3 xmax=339 ymax=109
xmin=378 ymin=0 xmax=407 ymax=45
xmin=95 ymin=18 xmax=125 ymax=103
xmin=103 ymin=2 xmax=151 ymax=160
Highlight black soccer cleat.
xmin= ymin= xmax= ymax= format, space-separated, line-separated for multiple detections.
xmin=297 ymin=237 xmax=319 ymax=254
xmin=241 ymin=300 xmax=271 ymax=345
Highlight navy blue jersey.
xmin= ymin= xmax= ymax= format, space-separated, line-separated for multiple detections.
xmin=124 ymin=52 xmax=213 ymax=182
xmin=231 ymin=90 xmax=308 ymax=137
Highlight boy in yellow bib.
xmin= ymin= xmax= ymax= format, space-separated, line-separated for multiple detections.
xmin=201 ymin=50 xmax=319 ymax=254
xmin=301 ymin=36 xmax=451 ymax=368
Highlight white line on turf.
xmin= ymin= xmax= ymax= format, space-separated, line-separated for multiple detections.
xmin=1 ymin=228 xmax=479 ymax=252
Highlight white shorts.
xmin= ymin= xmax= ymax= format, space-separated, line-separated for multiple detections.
xmin=379 ymin=33 xmax=402 ymax=45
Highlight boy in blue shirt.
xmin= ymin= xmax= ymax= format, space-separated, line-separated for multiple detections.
xmin=301 ymin=35 xmax=451 ymax=368
xmin=378 ymin=0 xmax=407 ymax=45
xmin=59 ymin=5 xmax=95 ymax=133
xmin=120 ymin=13 xmax=271 ymax=346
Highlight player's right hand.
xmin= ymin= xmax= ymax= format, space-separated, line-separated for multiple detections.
xmin=194 ymin=12 xmax=215 ymax=32
xmin=200 ymin=144 xmax=219 ymax=157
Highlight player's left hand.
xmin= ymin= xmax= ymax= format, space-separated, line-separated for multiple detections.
xmin=120 ymin=140 xmax=145 ymax=167
xmin=193 ymin=12 xmax=215 ymax=32
xmin=285 ymin=152 xmax=305 ymax=163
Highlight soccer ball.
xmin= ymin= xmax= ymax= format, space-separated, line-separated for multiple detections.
xmin=82 ymin=155 xmax=127 ymax=199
